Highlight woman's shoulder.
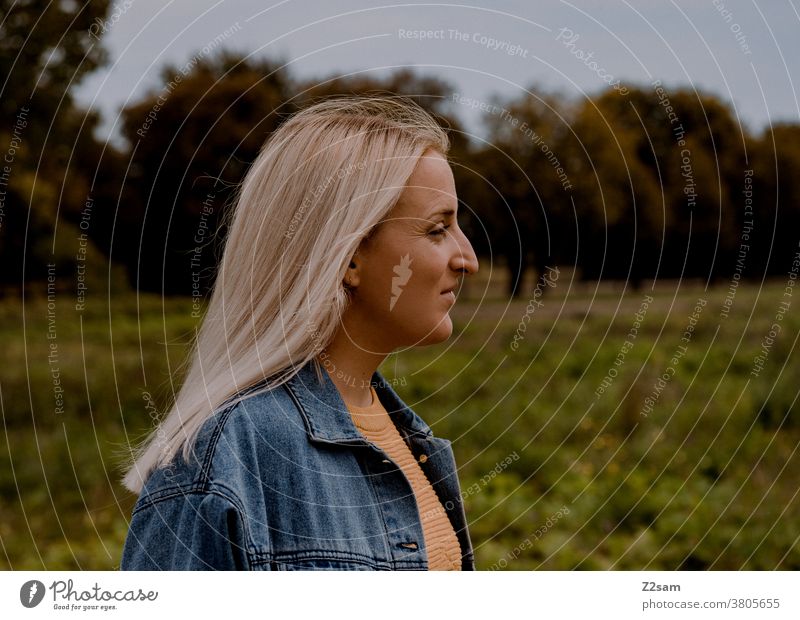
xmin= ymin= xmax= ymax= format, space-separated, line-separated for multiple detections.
xmin=202 ymin=383 xmax=311 ymax=467
xmin=211 ymin=380 xmax=307 ymax=440
xmin=137 ymin=381 xmax=307 ymax=505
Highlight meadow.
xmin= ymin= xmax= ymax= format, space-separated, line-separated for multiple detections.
xmin=2 ymin=266 xmax=798 ymax=569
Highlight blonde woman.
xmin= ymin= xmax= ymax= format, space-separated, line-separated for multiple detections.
xmin=120 ymin=95 xmax=480 ymax=570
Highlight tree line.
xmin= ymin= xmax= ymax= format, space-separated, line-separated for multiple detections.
xmin=3 ymin=2 xmax=798 ymax=299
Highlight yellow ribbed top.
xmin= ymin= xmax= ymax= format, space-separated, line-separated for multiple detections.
xmin=347 ymin=386 xmax=462 ymax=571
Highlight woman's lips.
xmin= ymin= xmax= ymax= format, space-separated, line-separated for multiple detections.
xmin=442 ymin=290 xmax=456 ymax=303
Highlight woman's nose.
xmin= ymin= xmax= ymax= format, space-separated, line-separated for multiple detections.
xmin=451 ymin=228 xmax=479 ymax=275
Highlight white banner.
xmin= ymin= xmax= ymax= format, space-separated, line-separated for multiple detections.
xmin=2 ymin=571 xmax=797 ymax=619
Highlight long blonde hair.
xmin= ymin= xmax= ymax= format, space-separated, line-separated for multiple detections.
xmin=122 ymin=95 xmax=450 ymax=494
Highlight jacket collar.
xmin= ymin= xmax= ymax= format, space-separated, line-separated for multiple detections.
xmin=283 ymin=357 xmax=434 ymax=444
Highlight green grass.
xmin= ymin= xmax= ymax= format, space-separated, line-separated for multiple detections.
xmin=2 ymin=269 xmax=799 ymax=569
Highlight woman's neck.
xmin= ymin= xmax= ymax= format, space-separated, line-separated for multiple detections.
xmin=317 ymin=338 xmax=386 ymax=409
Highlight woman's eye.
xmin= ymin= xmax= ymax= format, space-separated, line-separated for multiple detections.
xmin=429 ymin=225 xmax=450 ymax=238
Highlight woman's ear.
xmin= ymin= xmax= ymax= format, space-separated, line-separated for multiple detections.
xmin=344 ymin=257 xmax=360 ymax=289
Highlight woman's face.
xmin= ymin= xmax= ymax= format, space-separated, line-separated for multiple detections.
xmin=345 ymin=148 xmax=479 ymax=352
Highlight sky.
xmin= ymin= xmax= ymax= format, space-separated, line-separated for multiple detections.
xmin=74 ymin=0 xmax=800 ymax=146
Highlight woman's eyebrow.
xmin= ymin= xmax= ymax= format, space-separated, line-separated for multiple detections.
xmin=429 ymin=207 xmax=456 ymax=219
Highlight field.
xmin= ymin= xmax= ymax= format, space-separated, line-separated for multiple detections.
xmin=2 ymin=266 xmax=799 ymax=569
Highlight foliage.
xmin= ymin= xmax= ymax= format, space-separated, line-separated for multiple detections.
xmin=0 ymin=0 xmax=113 ymax=289
xmin=2 ymin=280 xmax=799 ymax=569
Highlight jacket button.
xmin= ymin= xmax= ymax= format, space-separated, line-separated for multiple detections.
xmin=418 ymin=454 xmax=428 ymax=463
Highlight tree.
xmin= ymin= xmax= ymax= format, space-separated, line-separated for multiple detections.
xmin=0 ymin=0 xmax=112 ymax=290
xmin=750 ymin=124 xmax=800 ymax=277
xmin=470 ymin=87 xmax=573 ymax=297
xmin=120 ymin=51 xmax=296 ymax=294
xmin=564 ymin=85 xmax=748 ymax=285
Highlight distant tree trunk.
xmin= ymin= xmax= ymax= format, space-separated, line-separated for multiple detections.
xmin=506 ymin=240 xmax=527 ymax=299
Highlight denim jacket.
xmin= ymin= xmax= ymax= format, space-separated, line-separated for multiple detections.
xmin=120 ymin=358 xmax=475 ymax=570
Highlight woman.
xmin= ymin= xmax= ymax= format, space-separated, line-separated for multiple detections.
xmin=120 ymin=95 xmax=480 ymax=570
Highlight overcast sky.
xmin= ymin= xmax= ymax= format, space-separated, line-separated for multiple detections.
xmin=75 ymin=0 xmax=800 ymax=146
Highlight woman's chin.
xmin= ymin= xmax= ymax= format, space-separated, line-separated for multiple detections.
xmin=414 ymin=316 xmax=453 ymax=346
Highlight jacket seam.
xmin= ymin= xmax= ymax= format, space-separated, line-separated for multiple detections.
xmin=130 ymin=486 xmax=255 ymax=568
xmin=358 ymin=450 xmax=400 ymax=569
xmin=198 ymin=404 xmax=240 ymax=486
xmin=133 ymin=486 xmax=245 ymax=520
xmin=248 ymin=548 xmax=393 ymax=570
xmin=133 ymin=402 xmax=243 ymax=511
xmin=282 ymin=380 xmax=316 ymax=439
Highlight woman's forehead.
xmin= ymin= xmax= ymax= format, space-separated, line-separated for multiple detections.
xmin=381 ymin=150 xmax=456 ymax=222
